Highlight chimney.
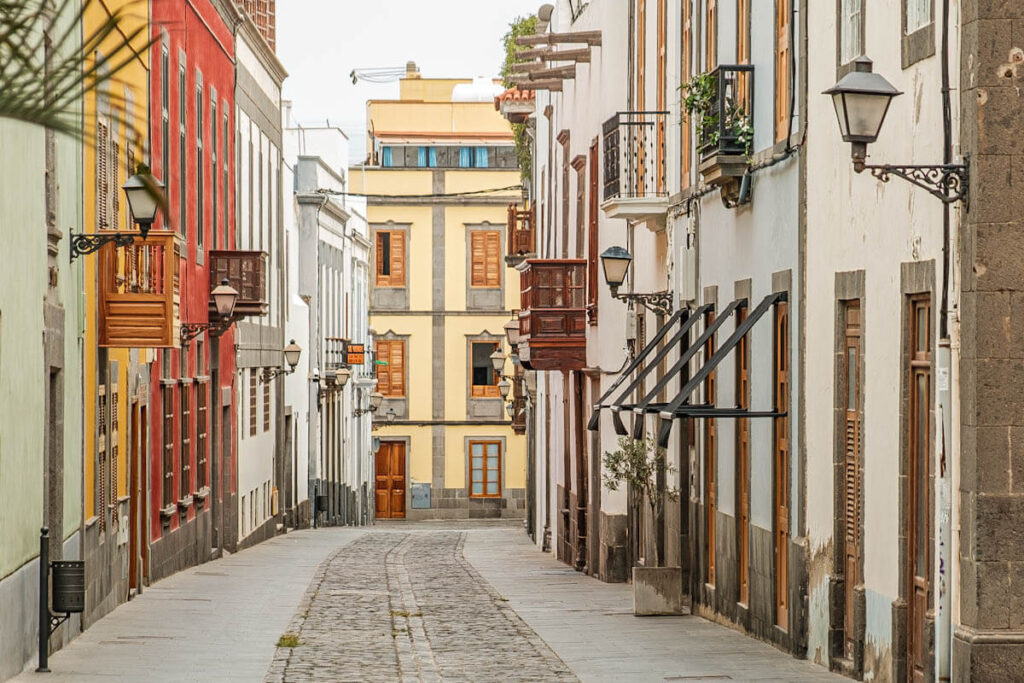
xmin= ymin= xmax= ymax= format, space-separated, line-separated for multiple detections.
xmin=405 ymin=61 xmax=421 ymax=79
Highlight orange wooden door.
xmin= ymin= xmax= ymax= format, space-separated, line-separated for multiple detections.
xmin=736 ymin=308 xmax=750 ymax=604
xmin=908 ymin=297 xmax=931 ymax=682
xmin=375 ymin=442 xmax=406 ymax=519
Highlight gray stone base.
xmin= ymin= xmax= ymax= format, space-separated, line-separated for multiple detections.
xmin=236 ymin=515 xmax=278 ymax=552
xmin=0 ymin=532 xmax=82 ymax=681
xmin=82 ymin=503 xmax=130 ymax=630
xmin=953 ymin=626 xmax=1024 ymax=682
xmin=599 ymin=512 xmax=628 ymax=583
xmin=149 ymin=509 xmax=213 ymax=583
xmin=633 ymin=566 xmax=684 ymax=615
xmin=404 ymin=488 xmax=526 ymax=521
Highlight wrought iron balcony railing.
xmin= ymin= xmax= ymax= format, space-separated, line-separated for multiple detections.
xmin=695 ymin=65 xmax=755 ymax=160
xmin=602 ymin=111 xmax=668 ymax=202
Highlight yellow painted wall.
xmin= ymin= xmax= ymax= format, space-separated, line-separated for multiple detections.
xmin=83 ymin=0 xmax=150 ymax=517
xmin=398 ymin=77 xmax=471 ymax=102
xmin=349 ymin=169 xmax=433 ymax=195
xmin=365 ymin=101 xmax=513 ymax=138
xmin=371 ymin=314 xmax=433 ymax=421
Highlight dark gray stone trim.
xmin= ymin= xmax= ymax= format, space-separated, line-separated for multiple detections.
xmin=463 ymin=435 xmax=509 ymax=499
xmin=466 ymin=331 xmax=505 ymax=420
xmin=371 ymin=221 xmax=410 ymax=311
xmin=366 ymin=196 xmax=517 ymax=207
xmin=900 ymin=0 xmax=936 ymax=68
xmin=376 ymin=330 xmax=410 ymax=420
xmin=835 ymin=0 xmax=867 ymax=79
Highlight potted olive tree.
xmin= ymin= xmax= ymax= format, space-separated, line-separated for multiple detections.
xmin=603 ymin=436 xmax=683 ymax=615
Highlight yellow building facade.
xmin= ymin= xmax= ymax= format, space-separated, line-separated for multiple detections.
xmin=351 ymin=67 xmax=525 ymax=519
xmin=82 ymin=0 xmax=152 ymax=621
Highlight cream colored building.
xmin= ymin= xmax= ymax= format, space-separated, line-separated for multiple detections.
xmin=350 ymin=64 xmax=525 ymax=520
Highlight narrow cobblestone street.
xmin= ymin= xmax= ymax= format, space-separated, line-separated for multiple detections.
xmin=17 ymin=522 xmax=840 ymax=682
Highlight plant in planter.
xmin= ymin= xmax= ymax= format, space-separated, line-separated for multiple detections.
xmin=682 ymin=69 xmax=754 ymax=192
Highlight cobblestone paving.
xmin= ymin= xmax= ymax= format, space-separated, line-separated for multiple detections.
xmin=265 ymin=531 xmax=577 ymax=682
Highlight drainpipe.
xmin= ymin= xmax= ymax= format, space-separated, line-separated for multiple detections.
xmin=936 ymin=0 xmax=955 ymax=678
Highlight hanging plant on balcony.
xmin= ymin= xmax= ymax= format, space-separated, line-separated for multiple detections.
xmin=681 ymin=72 xmax=754 ymax=158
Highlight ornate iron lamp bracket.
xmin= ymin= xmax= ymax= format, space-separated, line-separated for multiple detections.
xmin=180 ymin=320 xmax=233 ymax=345
xmin=613 ymin=290 xmax=674 ymax=317
xmin=857 ymin=158 xmax=969 ymax=208
xmin=69 ymin=231 xmax=143 ymax=261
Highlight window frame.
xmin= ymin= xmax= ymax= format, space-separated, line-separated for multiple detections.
xmin=468 ymin=440 xmax=502 ymax=498
xmin=836 ymin=0 xmax=865 ymax=73
xmin=470 ymin=340 xmax=501 ymax=398
xmin=901 ymin=0 xmax=935 ymax=67
xmin=374 ymin=229 xmax=406 ymax=288
xmin=178 ymin=51 xmax=187 ymax=240
xmin=376 ymin=339 xmax=407 ymax=398
xmin=195 ymin=71 xmax=204 ymax=261
xmin=469 ymin=229 xmax=502 ymax=289
xmin=775 ymin=0 xmax=792 ymax=143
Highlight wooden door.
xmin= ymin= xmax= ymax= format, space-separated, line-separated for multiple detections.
xmin=774 ymin=301 xmax=790 ymax=628
xmin=129 ymin=401 xmax=140 ymax=592
xmin=843 ymin=302 xmax=863 ymax=659
xmin=573 ymin=373 xmax=588 ymax=572
xmin=375 ymin=442 xmax=406 ymax=519
xmin=736 ymin=308 xmax=750 ymax=604
xmin=704 ymin=310 xmax=717 ymax=586
xmin=907 ymin=297 xmax=931 ymax=682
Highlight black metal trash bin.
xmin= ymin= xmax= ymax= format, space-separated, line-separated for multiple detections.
xmin=316 ymin=494 xmax=328 ymax=512
xmin=50 ymin=561 xmax=85 ymax=614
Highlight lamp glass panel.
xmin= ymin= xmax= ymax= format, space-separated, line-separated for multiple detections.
xmin=601 ymin=254 xmax=631 ymax=287
xmin=831 ymin=93 xmax=850 ymax=138
xmin=841 ymin=91 xmax=892 ymax=141
xmin=125 ymin=183 xmax=160 ymax=223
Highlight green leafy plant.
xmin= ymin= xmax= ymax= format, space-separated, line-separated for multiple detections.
xmin=681 ymin=71 xmax=753 ymax=156
xmin=603 ymin=436 xmax=679 ymax=566
xmin=500 ymin=14 xmax=539 ymax=181
xmin=276 ymin=633 xmax=300 ymax=648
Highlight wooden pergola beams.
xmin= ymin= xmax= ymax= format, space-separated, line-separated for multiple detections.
xmin=511 ymin=78 xmax=563 ymax=92
xmin=515 ymin=30 xmax=602 ymax=47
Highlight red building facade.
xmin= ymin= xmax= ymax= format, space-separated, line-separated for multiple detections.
xmin=149 ymin=0 xmax=239 ymax=579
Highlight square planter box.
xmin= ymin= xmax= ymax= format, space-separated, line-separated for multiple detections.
xmin=633 ymin=566 xmax=684 ymax=616
xmin=699 ymin=152 xmax=748 ymax=186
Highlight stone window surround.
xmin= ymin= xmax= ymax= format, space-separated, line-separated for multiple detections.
xmin=901 ymin=0 xmax=935 ymax=68
xmin=829 ymin=269 xmax=867 ymax=672
xmin=463 ymin=434 xmax=507 ymax=499
xmin=466 ymin=332 xmax=505 ymax=420
xmin=465 ymin=222 xmax=505 ymax=311
xmin=376 ymin=330 xmax=409 ymax=420
xmin=370 ymin=221 xmax=410 ymax=311
xmin=835 ymin=0 xmax=867 ymax=79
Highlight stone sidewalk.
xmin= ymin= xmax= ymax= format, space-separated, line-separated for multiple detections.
xmin=16 ymin=521 xmax=842 ymax=682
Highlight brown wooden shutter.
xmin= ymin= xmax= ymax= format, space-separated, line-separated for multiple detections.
xmin=390 ymin=340 xmax=405 ymax=397
xmin=485 ymin=231 xmax=501 ymax=287
xmin=470 ymin=231 xmax=485 ymax=287
xmin=375 ymin=232 xmax=386 ymax=285
xmin=97 ymin=120 xmax=110 ymax=230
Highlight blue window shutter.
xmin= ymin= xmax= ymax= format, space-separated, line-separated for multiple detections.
xmin=417 ymin=146 xmax=427 ymax=167
xmin=381 ymin=147 xmax=393 ymax=167
xmin=428 ymin=147 xmax=438 ymax=167
xmin=459 ymin=147 xmax=471 ymax=168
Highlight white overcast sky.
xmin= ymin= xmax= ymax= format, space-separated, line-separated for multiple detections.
xmin=276 ymin=0 xmax=541 ymax=161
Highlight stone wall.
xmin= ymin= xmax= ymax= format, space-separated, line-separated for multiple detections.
xmin=149 ymin=510 xmax=213 ymax=583
xmin=955 ymin=0 xmax=1024 ymax=678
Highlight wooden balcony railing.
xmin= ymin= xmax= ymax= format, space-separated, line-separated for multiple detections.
xmin=507 ymin=203 xmax=535 ymax=258
xmin=209 ymin=250 xmax=268 ymax=317
xmin=517 ymin=259 xmax=587 ymax=371
xmin=98 ymin=231 xmax=178 ymax=347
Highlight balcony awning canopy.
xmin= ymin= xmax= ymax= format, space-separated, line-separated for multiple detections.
xmin=589 ymin=292 xmax=787 ymax=448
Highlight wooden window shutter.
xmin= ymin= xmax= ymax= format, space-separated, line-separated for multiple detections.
xmin=485 ymin=231 xmax=501 ymax=287
xmin=471 ymin=231 xmax=485 ymax=287
xmin=775 ymin=0 xmax=791 ymax=142
xmin=97 ymin=120 xmax=110 ymax=230
xmin=375 ymin=232 xmax=386 ymax=284
xmin=111 ymin=137 xmax=121 ymax=231
xmin=391 ymin=232 xmax=405 ymax=286
xmin=376 ymin=340 xmax=391 ymax=395
xmin=390 ymin=340 xmax=405 ymax=397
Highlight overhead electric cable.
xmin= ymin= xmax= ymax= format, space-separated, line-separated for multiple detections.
xmin=315 ymin=185 xmax=522 ymax=200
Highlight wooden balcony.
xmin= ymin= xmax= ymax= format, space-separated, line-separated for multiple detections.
xmin=98 ymin=231 xmax=179 ymax=348
xmin=506 ymin=203 xmax=536 ymax=266
xmin=517 ymin=259 xmax=587 ymax=372
xmin=209 ymin=250 xmax=268 ymax=317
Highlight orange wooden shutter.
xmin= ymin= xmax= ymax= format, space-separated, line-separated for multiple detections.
xmin=485 ymin=231 xmax=501 ymax=287
xmin=391 ymin=232 xmax=405 ymax=286
xmin=376 ymin=340 xmax=391 ymax=395
xmin=390 ymin=340 xmax=405 ymax=397
xmin=375 ymin=232 xmax=386 ymax=285
xmin=470 ymin=231 xmax=485 ymax=287
xmin=775 ymin=0 xmax=791 ymax=142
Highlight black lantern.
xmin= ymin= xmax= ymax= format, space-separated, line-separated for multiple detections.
xmin=823 ymin=57 xmax=902 ymax=167
xmin=600 ymin=246 xmax=632 ymax=293
xmin=122 ymin=166 xmax=164 ymax=237
xmin=210 ymin=279 xmax=239 ymax=319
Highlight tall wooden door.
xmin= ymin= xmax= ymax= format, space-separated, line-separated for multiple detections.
xmin=842 ymin=302 xmax=863 ymax=659
xmin=774 ymin=301 xmax=790 ymax=628
xmin=736 ymin=308 xmax=750 ymax=605
xmin=129 ymin=401 xmax=141 ymax=592
xmin=375 ymin=442 xmax=406 ymax=519
xmin=907 ymin=297 xmax=931 ymax=682
xmin=704 ymin=310 xmax=717 ymax=586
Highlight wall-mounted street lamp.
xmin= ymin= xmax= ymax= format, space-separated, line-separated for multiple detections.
xmin=334 ymin=366 xmax=352 ymax=388
xmin=503 ymin=317 xmax=520 ymax=347
xmin=599 ymin=246 xmax=674 ymax=316
xmin=71 ymin=166 xmax=164 ymax=260
xmin=354 ymin=391 xmax=384 ymax=417
xmin=261 ymin=340 xmax=303 ymax=383
xmin=180 ymin=279 xmax=239 ymax=344
xmin=824 ymin=56 xmax=968 ymax=206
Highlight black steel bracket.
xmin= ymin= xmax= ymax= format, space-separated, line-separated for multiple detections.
xmin=857 ymin=157 xmax=969 ymax=208
xmin=180 ymin=320 xmax=233 ymax=345
xmin=260 ymin=367 xmax=292 ymax=383
xmin=69 ymin=231 xmax=145 ymax=261
xmin=48 ymin=612 xmax=70 ymax=637
xmin=613 ymin=290 xmax=674 ymax=317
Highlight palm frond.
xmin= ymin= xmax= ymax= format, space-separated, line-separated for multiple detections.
xmin=0 ymin=0 xmax=154 ymax=139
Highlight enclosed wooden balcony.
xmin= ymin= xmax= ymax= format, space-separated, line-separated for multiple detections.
xmin=517 ymin=259 xmax=586 ymax=372
xmin=506 ymin=203 xmax=535 ymax=266
xmin=209 ymin=250 xmax=268 ymax=317
xmin=98 ymin=232 xmax=179 ymax=347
